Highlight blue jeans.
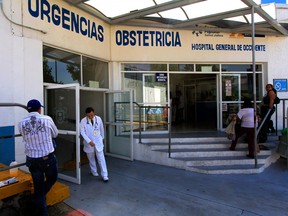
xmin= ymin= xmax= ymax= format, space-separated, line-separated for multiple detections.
xmin=26 ymin=153 xmax=58 ymax=216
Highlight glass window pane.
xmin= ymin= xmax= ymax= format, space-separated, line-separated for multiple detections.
xmin=47 ymin=88 xmax=76 ymax=131
xmin=122 ymin=73 xmax=168 ymax=104
xmin=55 ymin=134 xmax=77 ymax=178
xmin=222 ymin=75 xmax=240 ymax=101
xmin=240 ymin=73 xmax=262 ymax=101
xmin=221 ymin=64 xmax=262 ymax=72
xmin=122 ymin=73 xmax=144 ymax=102
xmin=122 ymin=64 xmax=167 ymax=71
xmin=143 ymin=74 xmax=167 ymax=103
xmin=43 ymin=46 xmax=80 ymax=84
xmin=222 ymin=73 xmax=262 ymax=102
xmin=169 ymin=64 xmax=194 ymax=71
xmin=82 ymin=56 xmax=109 ymax=88
xmin=196 ymin=64 xmax=220 ymax=72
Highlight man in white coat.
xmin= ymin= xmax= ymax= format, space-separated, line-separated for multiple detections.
xmin=80 ymin=107 xmax=109 ymax=182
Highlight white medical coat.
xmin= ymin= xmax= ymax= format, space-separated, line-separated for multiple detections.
xmin=80 ymin=115 xmax=104 ymax=153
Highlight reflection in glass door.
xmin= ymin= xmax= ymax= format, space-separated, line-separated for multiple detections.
xmin=105 ymin=91 xmax=133 ymax=160
xmin=143 ymin=74 xmax=167 ymax=104
xmin=45 ymin=84 xmax=81 ymax=184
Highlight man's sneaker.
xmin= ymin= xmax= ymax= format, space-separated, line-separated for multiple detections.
xmin=91 ymin=172 xmax=99 ymax=177
xmin=103 ymin=176 xmax=109 ymax=182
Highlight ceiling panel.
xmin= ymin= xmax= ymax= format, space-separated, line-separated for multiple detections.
xmin=63 ymin=0 xmax=288 ymax=36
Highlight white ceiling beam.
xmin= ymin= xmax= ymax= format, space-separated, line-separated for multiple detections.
xmin=110 ymin=0 xmax=207 ymax=24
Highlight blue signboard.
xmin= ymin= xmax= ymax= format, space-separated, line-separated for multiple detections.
xmin=273 ymin=79 xmax=287 ymax=92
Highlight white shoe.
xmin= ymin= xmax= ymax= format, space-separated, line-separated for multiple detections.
xmin=103 ymin=176 xmax=109 ymax=182
xmin=91 ymin=172 xmax=99 ymax=177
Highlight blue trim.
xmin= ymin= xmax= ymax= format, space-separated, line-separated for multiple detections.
xmin=0 ymin=126 xmax=15 ymax=165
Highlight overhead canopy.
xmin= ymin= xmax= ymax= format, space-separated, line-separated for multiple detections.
xmin=63 ymin=0 xmax=288 ymax=36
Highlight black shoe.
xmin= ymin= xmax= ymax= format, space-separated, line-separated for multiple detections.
xmin=229 ymin=147 xmax=235 ymax=151
xmin=246 ymin=154 xmax=255 ymax=159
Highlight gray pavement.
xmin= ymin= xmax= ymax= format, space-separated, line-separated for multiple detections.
xmin=63 ymin=156 xmax=288 ymax=216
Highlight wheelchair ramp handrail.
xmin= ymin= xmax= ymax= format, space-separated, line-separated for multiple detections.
xmin=0 ymin=103 xmax=27 ymax=171
xmin=0 ymin=103 xmax=28 ymax=110
xmin=256 ymin=108 xmax=272 ymax=137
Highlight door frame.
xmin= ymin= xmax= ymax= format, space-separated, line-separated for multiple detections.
xmin=44 ymin=83 xmax=81 ymax=184
xmin=44 ymin=85 xmax=134 ymax=183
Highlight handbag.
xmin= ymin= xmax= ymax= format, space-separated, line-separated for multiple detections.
xmin=225 ymin=120 xmax=236 ymax=140
xmin=274 ymin=96 xmax=280 ymax=104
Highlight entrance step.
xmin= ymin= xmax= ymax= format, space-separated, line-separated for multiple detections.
xmin=135 ymin=135 xmax=280 ymax=174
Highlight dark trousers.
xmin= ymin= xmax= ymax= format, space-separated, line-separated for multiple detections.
xmin=261 ymin=106 xmax=275 ymax=125
xmin=259 ymin=106 xmax=275 ymax=142
xmin=26 ymin=153 xmax=58 ymax=216
xmin=231 ymin=127 xmax=255 ymax=156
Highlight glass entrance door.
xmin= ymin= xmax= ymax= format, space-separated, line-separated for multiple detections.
xmin=105 ymin=91 xmax=133 ymax=160
xmin=44 ymin=84 xmax=81 ymax=184
xmin=221 ymin=74 xmax=241 ymax=128
xmin=45 ymin=85 xmax=133 ymax=183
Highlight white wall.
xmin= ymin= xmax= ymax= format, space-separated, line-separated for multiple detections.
xmin=266 ymin=36 xmax=288 ymax=129
xmin=0 ymin=1 xmax=44 ymax=163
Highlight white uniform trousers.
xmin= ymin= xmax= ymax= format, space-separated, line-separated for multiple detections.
xmin=86 ymin=150 xmax=108 ymax=178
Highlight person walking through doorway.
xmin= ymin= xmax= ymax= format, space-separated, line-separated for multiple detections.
xmin=18 ymin=99 xmax=58 ymax=216
xmin=229 ymin=98 xmax=258 ymax=158
xmin=80 ymin=107 xmax=109 ymax=182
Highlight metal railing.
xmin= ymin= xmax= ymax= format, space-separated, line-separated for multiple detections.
xmin=275 ymin=98 xmax=288 ymax=132
xmin=137 ymin=104 xmax=172 ymax=158
xmin=115 ymin=98 xmax=288 ymax=163
xmin=256 ymin=109 xmax=272 ymax=137
xmin=114 ymin=102 xmax=172 ymax=157
xmin=0 ymin=103 xmax=27 ymax=171
xmin=253 ymin=98 xmax=288 ymax=168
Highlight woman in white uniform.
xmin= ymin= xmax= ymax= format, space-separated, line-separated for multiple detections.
xmin=80 ymin=107 xmax=109 ymax=182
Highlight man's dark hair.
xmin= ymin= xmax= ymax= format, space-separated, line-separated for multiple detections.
xmin=28 ymin=107 xmax=39 ymax=113
xmin=85 ymin=107 xmax=94 ymax=113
